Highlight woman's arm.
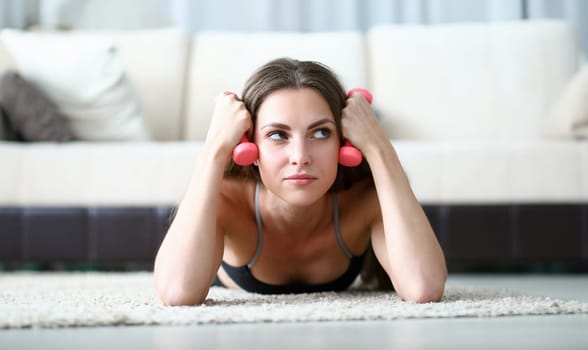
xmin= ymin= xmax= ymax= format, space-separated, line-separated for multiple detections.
xmin=343 ymin=94 xmax=447 ymax=303
xmin=154 ymin=93 xmax=252 ymax=306
xmin=153 ymin=146 xmax=226 ymax=306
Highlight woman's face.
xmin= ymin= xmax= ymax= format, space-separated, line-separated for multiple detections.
xmin=254 ymin=87 xmax=340 ymax=207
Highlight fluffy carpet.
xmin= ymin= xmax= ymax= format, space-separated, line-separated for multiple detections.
xmin=1 ymin=272 xmax=587 ymax=329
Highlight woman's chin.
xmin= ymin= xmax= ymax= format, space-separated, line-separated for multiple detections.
xmin=277 ymin=187 xmax=328 ymax=207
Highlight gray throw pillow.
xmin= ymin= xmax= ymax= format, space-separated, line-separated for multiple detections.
xmin=0 ymin=104 xmax=22 ymax=141
xmin=0 ymin=71 xmax=73 ymax=142
xmin=0 ymin=105 xmax=7 ymax=139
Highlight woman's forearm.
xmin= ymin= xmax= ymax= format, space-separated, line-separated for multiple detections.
xmin=365 ymin=139 xmax=447 ymax=302
xmin=154 ymin=144 xmax=229 ymax=305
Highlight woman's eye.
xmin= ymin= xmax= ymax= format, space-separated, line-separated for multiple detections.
xmin=268 ymin=131 xmax=287 ymax=140
xmin=313 ymin=128 xmax=331 ymax=139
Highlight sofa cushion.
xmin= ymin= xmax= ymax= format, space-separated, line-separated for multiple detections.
xmin=76 ymin=27 xmax=190 ymax=141
xmin=394 ymin=140 xmax=585 ymax=204
xmin=0 ymin=140 xmax=584 ymax=206
xmin=368 ymin=20 xmax=579 ymax=141
xmin=0 ymin=38 xmax=16 ymax=75
xmin=546 ymin=64 xmax=588 ymax=139
xmin=183 ymin=31 xmax=367 ymax=141
xmin=0 ymin=141 xmax=200 ymax=206
xmin=0 ymin=29 xmax=150 ymax=141
xmin=0 ymin=71 xmax=72 ymax=142
xmin=0 ymin=27 xmax=191 ymax=141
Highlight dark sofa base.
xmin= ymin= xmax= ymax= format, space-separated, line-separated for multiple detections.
xmin=0 ymin=206 xmax=173 ymax=263
xmin=424 ymin=204 xmax=588 ymax=263
xmin=1 ymin=204 xmax=587 ymax=269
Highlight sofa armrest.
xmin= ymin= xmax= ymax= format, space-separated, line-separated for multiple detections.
xmin=546 ymin=64 xmax=588 ymax=139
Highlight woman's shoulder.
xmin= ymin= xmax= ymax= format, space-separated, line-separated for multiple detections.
xmin=339 ymin=178 xmax=375 ymax=199
xmin=336 ymin=178 xmax=379 ymax=216
xmin=219 ymin=177 xmax=256 ymax=213
xmin=218 ymin=178 xmax=258 ymax=244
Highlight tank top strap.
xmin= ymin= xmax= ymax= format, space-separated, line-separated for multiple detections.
xmin=248 ymin=186 xmax=352 ymax=267
xmin=333 ymin=193 xmax=353 ymax=259
xmin=247 ymin=182 xmax=264 ymax=268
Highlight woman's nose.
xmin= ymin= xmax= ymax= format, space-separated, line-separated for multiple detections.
xmin=289 ymin=138 xmax=311 ymax=166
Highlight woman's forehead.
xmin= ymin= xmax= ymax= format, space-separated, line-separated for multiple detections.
xmin=257 ymin=88 xmax=334 ymax=124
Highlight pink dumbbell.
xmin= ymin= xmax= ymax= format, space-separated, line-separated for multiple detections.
xmin=232 ymin=134 xmax=258 ymax=166
xmin=231 ymin=88 xmax=373 ymax=167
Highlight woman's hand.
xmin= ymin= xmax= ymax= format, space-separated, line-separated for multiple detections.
xmin=205 ymin=92 xmax=253 ymax=154
xmin=341 ymin=92 xmax=388 ymax=157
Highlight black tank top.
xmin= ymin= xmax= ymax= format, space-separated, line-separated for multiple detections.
xmin=219 ymin=182 xmax=365 ymax=294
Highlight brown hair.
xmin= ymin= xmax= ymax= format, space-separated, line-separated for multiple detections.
xmin=223 ymin=57 xmax=392 ymax=290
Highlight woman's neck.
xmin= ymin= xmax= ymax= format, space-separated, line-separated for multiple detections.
xmin=259 ymin=187 xmax=332 ymax=237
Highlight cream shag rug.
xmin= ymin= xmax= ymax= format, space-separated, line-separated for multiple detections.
xmin=1 ymin=272 xmax=587 ymax=329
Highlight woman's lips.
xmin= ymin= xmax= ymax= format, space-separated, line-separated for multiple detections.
xmin=284 ymin=174 xmax=317 ymax=185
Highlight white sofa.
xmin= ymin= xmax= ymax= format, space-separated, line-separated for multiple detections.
xmin=0 ymin=20 xmax=586 ymax=266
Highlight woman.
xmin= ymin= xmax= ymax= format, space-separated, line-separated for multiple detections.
xmin=154 ymin=58 xmax=447 ymax=305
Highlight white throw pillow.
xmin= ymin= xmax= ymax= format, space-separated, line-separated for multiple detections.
xmin=0 ymin=30 xmax=149 ymax=141
xmin=545 ymin=64 xmax=588 ymax=139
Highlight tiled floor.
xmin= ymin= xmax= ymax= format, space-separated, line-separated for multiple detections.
xmin=2 ymin=274 xmax=588 ymax=350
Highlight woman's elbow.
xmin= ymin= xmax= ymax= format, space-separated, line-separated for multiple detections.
xmin=401 ymin=275 xmax=447 ymax=303
xmin=156 ymin=284 xmax=208 ymax=306
xmin=404 ymin=287 xmax=444 ymax=303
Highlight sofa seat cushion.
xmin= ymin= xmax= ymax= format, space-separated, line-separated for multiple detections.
xmin=0 ymin=140 xmax=585 ymax=206
xmin=0 ymin=141 xmax=200 ymax=206
xmin=394 ymin=140 xmax=587 ymax=204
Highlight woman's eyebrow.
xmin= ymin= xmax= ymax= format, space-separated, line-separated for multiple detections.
xmin=260 ymin=118 xmax=335 ymax=130
xmin=307 ymin=118 xmax=335 ymax=129
xmin=261 ymin=122 xmax=290 ymax=130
